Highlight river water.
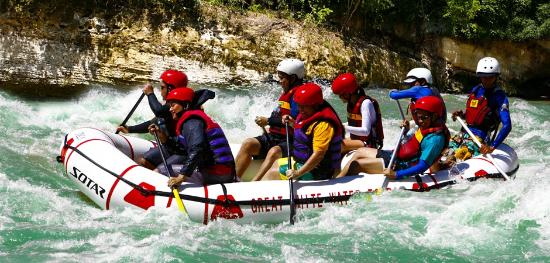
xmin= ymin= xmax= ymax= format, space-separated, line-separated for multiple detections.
xmin=0 ymin=81 xmax=548 ymax=262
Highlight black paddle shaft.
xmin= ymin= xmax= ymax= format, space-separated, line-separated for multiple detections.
xmin=153 ymin=130 xmax=174 ymax=177
xmin=285 ymin=119 xmax=296 ymax=225
xmin=116 ymin=93 xmax=146 ymax=134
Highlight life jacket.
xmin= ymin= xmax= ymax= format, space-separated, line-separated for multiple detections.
xmin=465 ymin=85 xmax=500 ymax=132
xmin=293 ymin=102 xmax=343 ymax=180
xmin=396 ymin=125 xmax=450 ymax=166
xmin=347 ymin=95 xmax=384 ymax=148
xmin=268 ymin=88 xmax=296 ymax=136
xmin=175 ymin=110 xmax=235 ymax=176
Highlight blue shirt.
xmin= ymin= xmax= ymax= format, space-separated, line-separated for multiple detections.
xmin=467 ymin=85 xmax=512 ymax=148
xmin=389 ymin=86 xmax=438 ymax=101
xmin=396 ymin=132 xmax=446 ymax=179
xmin=389 ymin=86 xmax=447 ymax=124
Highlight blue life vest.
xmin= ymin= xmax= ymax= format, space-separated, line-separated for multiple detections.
xmin=176 ymin=110 xmax=235 ymax=175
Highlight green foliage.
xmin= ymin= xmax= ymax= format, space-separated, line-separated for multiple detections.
xmin=1 ymin=0 xmax=547 ymax=41
xmin=355 ymin=0 xmax=395 ymax=30
xmin=444 ymin=0 xmax=481 ymax=38
xmin=304 ymin=6 xmax=333 ymax=25
xmin=443 ymin=0 xmax=550 ymax=40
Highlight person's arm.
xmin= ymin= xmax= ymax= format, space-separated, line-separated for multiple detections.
xmin=126 ymin=120 xmax=153 ymax=133
xmin=395 ymin=133 xmax=445 ymax=179
xmin=345 ymin=100 xmax=375 ymax=136
xmin=490 ymin=93 xmax=511 ymax=147
xmin=395 ymin=160 xmax=430 ymax=179
xmin=389 ymin=87 xmax=420 ymax=100
xmin=147 ymin=93 xmax=165 ymax=116
xmin=267 ymin=112 xmax=283 ymax=127
xmin=291 ymin=151 xmax=326 ymax=179
xmin=289 ymin=122 xmax=334 ymax=179
xmin=177 ymin=118 xmax=208 ymax=176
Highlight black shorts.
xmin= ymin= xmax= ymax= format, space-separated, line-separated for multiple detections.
xmin=253 ymin=133 xmax=289 ymax=159
xmin=376 ymin=150 xmax=394 ymax=167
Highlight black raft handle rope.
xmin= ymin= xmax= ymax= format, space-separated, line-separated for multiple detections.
xmin=58 ymin=134 xmax=356 ymax=207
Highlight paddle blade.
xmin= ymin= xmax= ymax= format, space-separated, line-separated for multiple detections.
xmin=173 ymin=188 xmax=188 ymax=215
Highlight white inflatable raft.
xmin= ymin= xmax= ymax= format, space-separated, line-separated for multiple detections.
xmin=58 ymin=128 xmax=519 ymax=224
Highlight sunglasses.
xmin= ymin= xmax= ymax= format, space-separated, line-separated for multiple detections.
xmin=415 ymin=112 xmax=431 ymax=121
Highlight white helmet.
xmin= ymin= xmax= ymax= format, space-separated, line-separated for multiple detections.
xmin=403 ymin=67 xmax=433 ymax=85
xmin=476 ymin=57 xmax=500 ymax=76
xmin=277 ymin=59 xmax=305 ymax=79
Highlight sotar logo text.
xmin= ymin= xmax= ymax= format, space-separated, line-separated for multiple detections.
xmin=69 ymin=167 xmax=106 ymax=199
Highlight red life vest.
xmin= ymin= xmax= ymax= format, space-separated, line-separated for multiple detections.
xmin=175 ymin=110 xmax=235 ymax=176
xmin=268 ymin=88 xmax=296 ymax=136
xmin=465 ymin=93 xmax=490 ymax=127
xmin=176 ymin=110 xmax=217 ymax=136
xmin=347 ymin=95 xmax=384 ymax=148
xmin=396 ymin=126 xmax=449 ymax=164
xmin=464 ymin=87 xmax=499 ymax=131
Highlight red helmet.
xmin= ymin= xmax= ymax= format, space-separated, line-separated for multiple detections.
xmin=160 ymin=70 xmax=188 ymax=90
xmin=166 ymin=87 xmax=194 ymax=103
xmin=294 ymin=83 xmax=324 ymax=106
xmin=414 ymin=96 xmax=444 ymax=117
xmin=331 ymin=73 xmax=357 ymax=95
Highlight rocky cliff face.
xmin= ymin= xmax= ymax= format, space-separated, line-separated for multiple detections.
xmin=0 ymin=4 xmax=547 ymax=98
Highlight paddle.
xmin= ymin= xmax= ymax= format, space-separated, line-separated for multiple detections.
xmin=285 ymin=117 xmax=296 ymax=225
xmin=387 ymin=100 xmax=407 ymax=169
xmin=455 ymin=117 xmax=510 ymax=180
xmin=152 ymin=129 xmax=189 ymax=214
xmin=116 ymin=93 xmax=146 ymax=134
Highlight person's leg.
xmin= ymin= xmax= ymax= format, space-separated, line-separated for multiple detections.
xmin=253 ymin=145 xmax=282 ymax=181
xmin=336 ymin=147 xmax=379 ymax=177
xmin=347 ymin=158 xmax=385 ymax=175
xmin=341 ymin=139 xmax=366 ymax=153
xmin=261 ymin=158 xmax=284 ymax=181
xmin=235 ymin=137 xmax=263 ymax=178
xmin=139 ymin=147 xmax=164 ymax=170
xmin=154 ymin=154 xmax=185 ymax=175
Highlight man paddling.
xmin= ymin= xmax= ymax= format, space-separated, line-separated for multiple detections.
xmin=389 ymin=67 xmax=446 ymax=123
xmin=338 ymin=96 xmax=449 ymax=179
xmin=448 ymin=57 xmax=512 ymax=162
xmin=117 ymin=70 xmax=188 ymax=170
xmin=258 ymin=83 xmax=344 ymax=181
xmin=235 ymin=58 xmax=303 ymax=180
xmin=151 ymin=87 xmax=236 ymax=186
xmin=331 ymin=72 xmax=384 ymax=152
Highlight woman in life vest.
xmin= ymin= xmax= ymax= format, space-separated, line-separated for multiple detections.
xmin=450 ymin=57 xmax=512 ymax=158
xmin=237 ymin=58 xmax=303 ymax=180
xmin=331 ymin=73 xmax=384 ymax=152
xmin=151 ymin=87 xmax=236 ymax=187
xmin=338 ymin=96 xmax=449 ymax=180
xmin=117 ymin=69 xmax=188 ymax=170
xmin=389 ymin=67 xmax=446 ymax=123
xmin=257 ymin=83 xmax=344 ymax=181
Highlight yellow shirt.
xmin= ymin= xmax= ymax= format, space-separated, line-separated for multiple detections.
xmin=305 ymin=121 xmax=335 ymax=152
